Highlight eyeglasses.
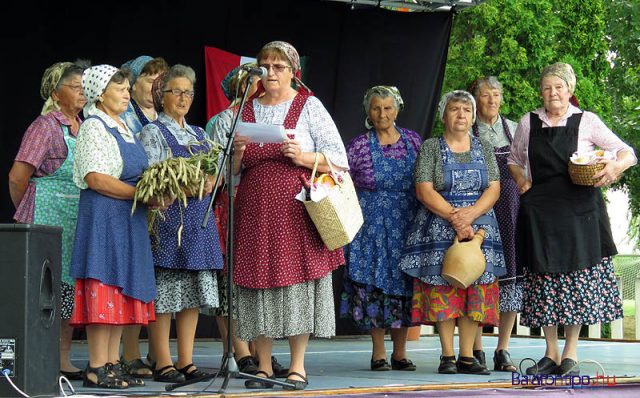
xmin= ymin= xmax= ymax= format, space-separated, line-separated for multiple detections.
xmin=259 ymin=63 xmax=292 ymax=73
xmin=163 ymin=89 xmax=195 ymax=99
xmin=61 ymin=84 xmax=83 ymax=93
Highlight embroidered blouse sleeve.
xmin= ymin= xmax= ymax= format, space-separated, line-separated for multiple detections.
xmin=139 ymin=123 xmax=170 ymax=165
xmin=304 ymin=97 xmax=349 ymax=169
xmin=73 ymin=118 xmax=122 ymax=189
xmin=414 ymin=138 xmax=438 ymax=184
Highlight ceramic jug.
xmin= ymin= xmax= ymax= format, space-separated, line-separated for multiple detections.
xmin=441 ymin=229 xmax=486 ymax=289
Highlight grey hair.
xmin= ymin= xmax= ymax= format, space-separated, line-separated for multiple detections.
xmin=470 ymin=76 xmax=503 ymax=98
xmin=540 ymin=62 xmax=576 ymax=94
xmin=162 ymin=64 xmax=196 ymax=90
xmin=438 ymin=90 xmax=476 ymax=124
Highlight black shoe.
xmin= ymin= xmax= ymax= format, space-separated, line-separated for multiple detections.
xmin=237 ymin=355 xmax=258 ymax=375
xmin=391 ymin=357 xmax=416 ymax=371
xmin=271 ymin=356 xmax=289 ymax=378
xmin=283 ymin=371 xmax=308 ymax=390
xmin=111 ymin=362 xmax=145 ymax=387
xmin=119 ymin=356 xmax=153 ymax=378
xmin=473 ymin=350 xmax=486 ymax=367
xmin=60 ymin=369 xmax=84 ymax=381
xmin=370 ymin=358 xmax=391 ymax=371
xmin=244 ymin=370 xmax=275 ymax=389
xmin=525 ymin=357 xmax=558 ymax=375
xmin=153 ymin=365 xmax=186 ymax=383
xmin=175 ymin=363 xmax=211 ymax=380
xmin=83 ymin=363 xmax=128 ymax=389
xmin=456 ymin=356 xmax=491 ymax=375
xmin=438 ymin=355 xmax=457 ymax=374
xmin=555 ymin=358 xmax=580 ymax=376
xmin=493 ymin=350 xmax=517 ymax=372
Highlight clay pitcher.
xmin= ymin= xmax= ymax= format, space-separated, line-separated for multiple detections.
xmin=441 ymin=229 xmax=486 ymax=289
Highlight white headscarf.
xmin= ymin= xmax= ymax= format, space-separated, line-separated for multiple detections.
xmin=82 ymin=64 xmax=118 ymax=117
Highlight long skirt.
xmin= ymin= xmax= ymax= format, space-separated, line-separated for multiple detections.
xmin=520 ymin=257 xmax=623 ymax=327
xmin=235 ymin=274 xmax=335 ymax=341
xmin=339 ymin=277 xmax=412 ymax=330
xmin=154 ymin=268 xmax=218 ymax=314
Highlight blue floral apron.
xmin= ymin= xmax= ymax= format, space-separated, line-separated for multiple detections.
xmin=400 ymin=136 xmax=505 ymax=285
xmin=346 ymin=130 xmax=418 ymax=296
xmin=149 ymin=121 xmax=224 ymax=271
xmin=70 ymin=116 xmax=156 ymax=303
xmin=32 ymin=125 xmax=79 ymax=285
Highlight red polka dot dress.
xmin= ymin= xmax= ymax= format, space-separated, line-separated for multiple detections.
xmin=233 ymin=93 xmax=344 ymax=290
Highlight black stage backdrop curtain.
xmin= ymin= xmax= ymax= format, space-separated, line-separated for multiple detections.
xmin=0 ymin=0 xmax=451 ymax=336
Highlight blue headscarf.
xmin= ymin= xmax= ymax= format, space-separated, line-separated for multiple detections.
xmin=221 ymin=62 xmax=256 ymax=101
xmin=121 ymin=55 xmax=153 ymax=84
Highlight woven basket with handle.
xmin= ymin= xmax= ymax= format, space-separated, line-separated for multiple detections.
xmin=303 ymin=153 xmax=364 ymax=250
xmin=568 ymin=162 xmax=605 ymax=186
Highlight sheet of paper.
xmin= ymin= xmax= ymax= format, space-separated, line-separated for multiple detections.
xmin=236 ymin=122 xmax=286 ymax=143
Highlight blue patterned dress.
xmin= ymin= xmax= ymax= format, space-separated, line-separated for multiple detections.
xmin=70 ymin=116 xmax=156 ymax=303
xmin=400 ymin=136 xmax=505 ymax=285
xmin=340 ymin=128 xmax=421 ymax=330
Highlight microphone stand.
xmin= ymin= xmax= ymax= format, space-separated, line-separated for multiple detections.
xmin=165 ymin=73 xmax=294 ymax=393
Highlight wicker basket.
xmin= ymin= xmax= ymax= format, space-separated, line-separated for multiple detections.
xmin=568 ymin=162 xmax=605 ymax=186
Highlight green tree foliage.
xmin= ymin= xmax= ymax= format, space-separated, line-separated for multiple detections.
xmin=604 ymin=0 xmax=640 ymax=244
xmin=441 ymin=0 xmax=639 ymax=247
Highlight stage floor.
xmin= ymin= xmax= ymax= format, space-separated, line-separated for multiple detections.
xmin=62 ymin=335 xmax=640 ymax=397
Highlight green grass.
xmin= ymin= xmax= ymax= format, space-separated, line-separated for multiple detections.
xmin=623 ymin=299 xmax=635 ymax=316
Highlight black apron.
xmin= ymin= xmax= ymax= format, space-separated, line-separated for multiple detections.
xmin=515 ymin=112 xmax=616 ymax=274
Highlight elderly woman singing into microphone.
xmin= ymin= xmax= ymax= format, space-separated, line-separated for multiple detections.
xmin=232 ymin=40 xmax=348 ymax=390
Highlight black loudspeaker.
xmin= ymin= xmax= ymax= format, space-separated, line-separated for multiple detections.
xmin=0 ymin=224 xmax=61 ymax=397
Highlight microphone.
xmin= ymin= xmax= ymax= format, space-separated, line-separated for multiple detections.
xmin=242 ymin=66 xmax=268 ymax=77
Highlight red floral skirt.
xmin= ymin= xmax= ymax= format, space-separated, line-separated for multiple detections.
xmin=69 ymin=278 xmax=156 ymax=326
xmin=411 ymin=279 xmax=499 ymax=327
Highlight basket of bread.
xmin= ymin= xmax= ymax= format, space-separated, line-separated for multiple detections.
xmin=568 ymin=149 xmax=613 ymax=186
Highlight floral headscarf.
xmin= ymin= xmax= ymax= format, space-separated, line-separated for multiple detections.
xmin=261 ymin=41 xmax=300 ymax=72
xmin=151 ymin=72 xmax=166 ymax=112
xmin=540 ymin=62 xmax=576 ymax=95
xmin=40 ymin=62 xmax=73 ymax=115
xmin=256 ymin=40 xmax=312 ymax=95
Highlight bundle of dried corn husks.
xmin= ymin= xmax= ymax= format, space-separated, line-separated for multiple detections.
xmin=131 ymin=139 xmax=223 ymax=245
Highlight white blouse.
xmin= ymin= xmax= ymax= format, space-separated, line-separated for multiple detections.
xmin=242 ymin=96 xmax=349 ymax=169
xmin=138 ymin=113 xmax=204 ymax=166
xmin=73 ymin=108 xmax=135 ymax=189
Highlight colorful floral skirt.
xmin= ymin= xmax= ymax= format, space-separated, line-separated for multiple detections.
xmin=411 ymin=279 xmax=499 ymax=326
xmin=339 ymin=277 xmax=413 ymax=330
xmin=520 ymin=257 xmax=623 ymax=327
xmin=70 ymin=278 xmax=156 ymax=326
